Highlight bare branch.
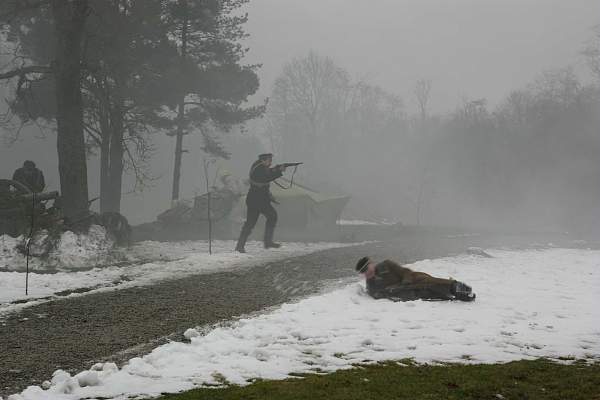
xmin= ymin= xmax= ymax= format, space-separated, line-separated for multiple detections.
xmin=123 ymin=138 xmax=156 ymax=192
xmin=83 ymin=123 xmax=102 ymax=145
xmin=0 ymin=65 xmax=52 ymax=80
xmin=414 ymin=79 xmax=432 ymax=121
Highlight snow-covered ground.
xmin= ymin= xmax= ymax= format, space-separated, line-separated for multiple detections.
xmin=0 ymin=226 xmax=115 ymax=272
xmin=8 ymin=248 xmax=600 ymax=400
xmin=0 ymin=239 xmax=356 ymax=316
xmin=337 ymin=219 xmax=397 ymax=226
xmin=337 ymin=219 xmax=381 ymax=225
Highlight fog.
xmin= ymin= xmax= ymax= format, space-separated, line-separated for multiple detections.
xmin=244 ymin=0 xmax=599 ymax=112
xmin=1 ymin=0 xmax=599 ymax=235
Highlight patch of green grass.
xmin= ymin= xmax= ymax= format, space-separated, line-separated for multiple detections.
xmin=160 ymin=359 xmax=600 ymax=400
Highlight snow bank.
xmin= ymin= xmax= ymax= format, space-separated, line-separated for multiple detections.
xmin=337 ymin=219 xmax=398 ymax=226
xmin=0 ymin=240 xmax=356 ymax=315
xmin=0 ymin=225 xmax=114 ymax=272
xmin=337 ymin=219 xmax=381 ymax=225
xmin=9 ymin=248 xmax=600 ymax=400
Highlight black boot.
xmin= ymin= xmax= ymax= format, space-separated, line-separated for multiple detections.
xmin=451 ymin=281 xmax=476 ymax=302
xmin=235 ymin=230 xmax=249 ymax=253
xmin=264 ymin=224 xmax=281 ymax=249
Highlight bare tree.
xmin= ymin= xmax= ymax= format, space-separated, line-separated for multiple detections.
xmin=414 ymin=79 xmax=431 ymax=122
xmin=166 ymin=0 xmax=262 ymax=203
xmin=583 ymin=24 xmax=600 ymax=82
xmin=271 ymin=51 xmax=349 ymax=164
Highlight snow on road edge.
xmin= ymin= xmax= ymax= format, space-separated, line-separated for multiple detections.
xmin=0 ymin=240 xmax=359 ymax=316
xmin=7 ymin=248 xmax=600 ymax=400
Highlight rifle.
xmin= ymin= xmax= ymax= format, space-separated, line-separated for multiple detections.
xmin=280 ymin=162 xmax=303 ymax=169
xmin=19 ymin=190 xmax=59 ymax=202
xmin=274 ymin=162 xmax=303 ymax=189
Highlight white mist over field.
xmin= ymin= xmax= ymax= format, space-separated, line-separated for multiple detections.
xmin=1 ymin=3 xmax=600 ymax=400
xmin=1 ymin=0 xmax=599 ymax=233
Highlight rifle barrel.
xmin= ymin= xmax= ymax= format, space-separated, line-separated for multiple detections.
xmin=20 ymin=191 xmax=59 ymax=202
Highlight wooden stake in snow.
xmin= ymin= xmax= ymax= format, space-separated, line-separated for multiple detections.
xmin=25 ymin=192 xmax=35 ymax=295
xmin=203 ymin=159 xmax=213 ymax=255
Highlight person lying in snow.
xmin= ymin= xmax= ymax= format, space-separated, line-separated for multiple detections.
xmin=356 ymin=257 xmax=476 ymax=302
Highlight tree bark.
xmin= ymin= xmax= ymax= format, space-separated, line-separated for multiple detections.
xmin=171 ymin=117 xmax=185 ymax=202
xmin=50 ymin=0 xmax=89 ymax=222
xmin=98 ymin=100 xmax=125 ymax=213
xmin=96 ymin=74 xmax=125 ymax=214
xmin=107 ymin=104 xmax=124 ymax=212
xmin=171 ymin=12 xmax=188 ymax=203
xmin=99 ymin=105 xmax=111 ymax=214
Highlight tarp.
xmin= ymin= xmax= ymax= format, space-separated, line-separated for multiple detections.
xmin=158 ymin=172 xmax=350 ymax=232
xmin=269 ymin=179 xmax=350 ymax=230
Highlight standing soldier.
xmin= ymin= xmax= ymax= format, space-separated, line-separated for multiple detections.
xmin=235 ymin=153 xmax=287 ymax=253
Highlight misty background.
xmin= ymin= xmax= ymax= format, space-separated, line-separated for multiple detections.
xmin=1 ymin=0 xmax=599 ymax=234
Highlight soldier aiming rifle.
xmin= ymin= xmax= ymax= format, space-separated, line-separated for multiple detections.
xmin=235 ymin=153 xmax=302 ymax=253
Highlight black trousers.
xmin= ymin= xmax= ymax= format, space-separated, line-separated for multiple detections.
xmin=237 ymin=202 xmax=278 ymax=247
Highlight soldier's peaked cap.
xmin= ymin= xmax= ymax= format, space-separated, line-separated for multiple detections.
xmin=355 ymin=256 xmax=370 ymax=273
xmin=258 ymin=153 xmax=273 ymax=160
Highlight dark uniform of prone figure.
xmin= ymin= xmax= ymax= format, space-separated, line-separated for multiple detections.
xmin=12 ymin=160 xmax=45 ymax=193
xmin=356 ymin=257 xmax=475 ymax=301
xmin=235 ymin=153 xmax=287 ymax=253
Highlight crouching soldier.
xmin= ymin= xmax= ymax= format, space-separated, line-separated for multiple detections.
xmin=356 ymin=257 xmax=475 ymax=301
xmin=13 ymin=160 xmax=45 ymax=193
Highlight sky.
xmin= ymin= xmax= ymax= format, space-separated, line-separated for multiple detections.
xmin=243 ymin=0 xmax=600 ymax=113
xmin=1 ymin=0 xmax=599 ymax=224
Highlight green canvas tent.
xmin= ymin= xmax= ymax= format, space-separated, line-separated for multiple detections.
xmin=269 ymin=179 xmax=350 ymax=231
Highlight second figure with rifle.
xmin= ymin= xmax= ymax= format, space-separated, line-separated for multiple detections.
xmin=235 ymin=153 xmax=301 ymax=253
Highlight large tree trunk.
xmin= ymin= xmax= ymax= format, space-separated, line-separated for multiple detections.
xmin=170 ymin=14 xmax=188 ymax=203
xmin=98 ymin=103 xmax=125 ymax=213
xmin=97 ymin=78 xmax=125 ymax=214
xmin=107 ymin=104 xmax=124 ymax=212
xmin=171 ymin=99 xmax=185 ymax=203
xmin=50 ymin=0 xmax=89 ymax=222
xmin=99 ymin=107 xmax=111 ymax=214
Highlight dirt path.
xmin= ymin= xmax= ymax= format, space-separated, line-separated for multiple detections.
xmin=0 ymin=231 xmax=585 ymax=397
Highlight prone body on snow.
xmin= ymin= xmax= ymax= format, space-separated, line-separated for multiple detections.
xmin=365 ymin=259 xmax=475 ymax=302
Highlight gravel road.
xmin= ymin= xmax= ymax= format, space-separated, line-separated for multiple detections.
xmin=0 ymin=230 xmax=587 ymax=397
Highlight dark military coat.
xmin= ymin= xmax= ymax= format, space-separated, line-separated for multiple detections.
xmin=366 ymin=259 xmax=455 ymax=300
xmin=246 ymin=160 xmax=282 ymax=207
xmin=12 ymin=167 xmax=45 ymax=193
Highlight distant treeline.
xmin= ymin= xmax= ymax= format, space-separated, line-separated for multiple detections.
xmin=264 ymin=46 xmax=600 ymax=233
